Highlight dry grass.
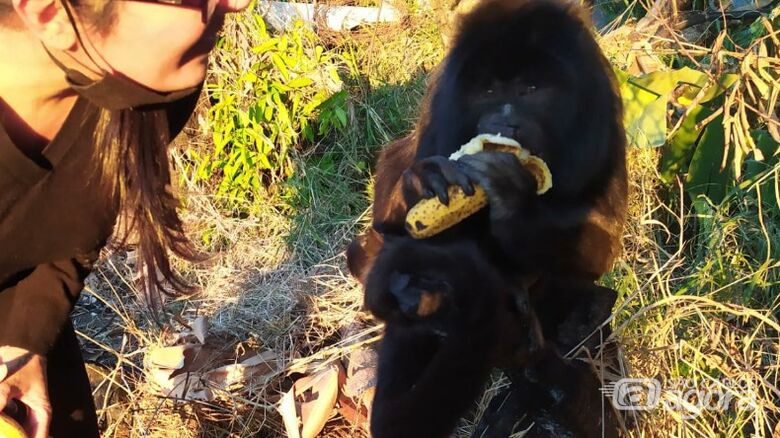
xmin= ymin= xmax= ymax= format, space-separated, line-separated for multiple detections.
xmin=597 ymin=147 xmax=779 ymax=436
xmin=76 ymin=144 xmax=375 ymax=436
xmin=72 ymin=2 xmax=780 ymax=437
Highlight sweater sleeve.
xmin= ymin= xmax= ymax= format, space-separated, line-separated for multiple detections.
xmin=0 ymin=253 xmax=96 ymax=355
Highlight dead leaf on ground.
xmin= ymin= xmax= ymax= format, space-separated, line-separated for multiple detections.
xmin=192 ymin=316 xmax=209 ymax=344
xmin=278 ymin=363 xmax=345 ymax=438
xmin=203 ymin=350 xmax=280 ymax=391
xmin=145 ymin=343 xmax=280 ymax=402
xmin=147 ymin=344 xmax=194 ymax=370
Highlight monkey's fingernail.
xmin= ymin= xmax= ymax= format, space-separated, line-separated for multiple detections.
xmin=423 ymin=189 xmax=435 ymax=198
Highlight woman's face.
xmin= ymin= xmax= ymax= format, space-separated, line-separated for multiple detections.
xmin=79 ymin=0 xmax=250 ymax=91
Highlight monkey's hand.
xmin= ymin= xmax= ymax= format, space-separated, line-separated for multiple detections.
xmin=386 ymin=272 xmax=454 ymax=324
xmin=364 ymin=239 xmax=500 ymax=335
xmin=402 ymin=156 xmax=476 ymax=208
xmin=458 ymin=152 xmax=536 ymax=221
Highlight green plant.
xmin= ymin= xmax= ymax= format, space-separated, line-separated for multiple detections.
xmin=188 ymin=14 xmax=347 ymax=208
xmin=618 ymin=33 xmax=779 ymax=216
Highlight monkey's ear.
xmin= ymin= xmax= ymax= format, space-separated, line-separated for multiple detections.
xmin=532 ymin=283 xmax=617 ymax=354
xmin=346 ymin=229 xmax=384 ymax=285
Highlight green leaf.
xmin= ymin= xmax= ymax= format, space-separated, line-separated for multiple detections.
xmin=335 ymin=107 xmax=348 ymax=127
xmin=620 ymin=77 xmax=667 ymax=148
xmin=288 ymin=77 xmax=314 ymax=88
xmin=741 ymin=130 xmax=780 ymax=212
xmin=630 ymin=67 xmax=706 ymax=96
xmin=257 ymin=152 xmax=272 ymax=170
xmin=273 ymin=93 xmax=291 ymax=127
xmin=620 ymin=68 xmax=739 ymax=149
xmin=213 ymin=130 xmax=230 ymax=156
xmin=660 ymin=105 xmax=714 ymax=183
xmin=677 ymin=74 xmax=739 ymax=106
xmin=328 ymin=66 xmax=343 ymax=86
xmin=272 ymin=53 xmax=290 ymax=81
xmin=271 ymin=81 xmax=292 ymax=93
xmin=255 ymin=12 xmax=267 ymax=36
xmin=252 ymin=38 xmax=279 ymax=55
xmin=242 ymin=71 xmax=258 ymax=84
xmin=302 ymin=124 xmax=314 ymax=142
xmin=685 ymin=115 xmax=735 ymax=205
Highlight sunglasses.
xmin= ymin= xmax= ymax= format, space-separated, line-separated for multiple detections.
xmin=124 ymin=0 xmax=219 ymax=23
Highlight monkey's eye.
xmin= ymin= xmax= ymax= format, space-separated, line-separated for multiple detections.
xmin=517 ymin=85 xmax=537 ymax=96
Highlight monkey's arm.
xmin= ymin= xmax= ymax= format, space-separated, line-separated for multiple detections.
xmin=372 ymin=135 xmax=418 ymax=233
xmin=371 ymin=324 xmax=495 ymax=438
xmin=346 ymin=136 xmax=416 ymax=283
xmin=458 ymin=152 xmax=625 ymax=279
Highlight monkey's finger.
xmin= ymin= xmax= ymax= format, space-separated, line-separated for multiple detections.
xmin=402 ymin=169 xmax=434 ymax=201
xmin=424 ymin=171 xmax=451 ymax=205
xmin=442 ymin=162 xmax=476 ymax=196
xmin=455 ymin=158 xmax=493 ymax=188
xmin=459 ymin=153 xmax=532 ymax=190
xmin=420 ymin=156 xmax=475 ymax=197
xmin=459 ymin=152 xmax=521 ymax=174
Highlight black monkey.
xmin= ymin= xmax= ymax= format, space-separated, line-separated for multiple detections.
xmin=366 ymin=237 xmax=543 ymax=438
xmin=349 ymin=0 xmax=626 ymax=287
xmin=349 ymin=0 xmax=628 ymax=435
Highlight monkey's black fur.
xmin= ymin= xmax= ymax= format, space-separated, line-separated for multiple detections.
xmin=347 ymin=0 xmax=628 ymax=436
xmin=367 ymin=237 xmax=542 ymax=438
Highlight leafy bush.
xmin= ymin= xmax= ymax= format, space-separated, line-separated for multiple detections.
xmin=188 ymin=14 xmax=347 ymax=208
xmin=619 ymin=45 xmax=779 ymax=217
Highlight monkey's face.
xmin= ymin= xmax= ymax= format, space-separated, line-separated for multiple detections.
xmin=457 ymin=49 xmax=578 ymax=165
xmin=421 ymin=0 xmax=622 ymax=194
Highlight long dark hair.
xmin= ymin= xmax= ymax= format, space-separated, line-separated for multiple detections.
xmin=79 ymin=2 xmax=202 ymax=303
xmin=95 ymin=107 xmax=202 ymax=304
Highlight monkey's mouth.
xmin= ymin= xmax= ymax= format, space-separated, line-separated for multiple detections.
xmin=477 ymin=122 xmax=519 ymax=140
xmin=475 ymin=122 xmax=538 ymax=155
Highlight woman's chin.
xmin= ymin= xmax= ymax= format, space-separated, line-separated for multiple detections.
xmin=158 ymin=62 xmax=209 ymax=91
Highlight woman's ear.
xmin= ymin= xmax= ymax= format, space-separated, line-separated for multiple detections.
xmin=11 ymin=0 xmax=77 ymax=50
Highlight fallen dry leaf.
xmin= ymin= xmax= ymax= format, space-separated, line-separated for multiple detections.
xmin=146 ymin=343 xmax=280 ymax=403
xmin=147 ymin=367 xmax=211 ymax=400
xmin=277 ymin=363 xmax=344 ymax=438
xmin=203 ymin=350 xmax=279 ymax=391
xmin=192 ymin=316 xmax=209 ymax=344
xmin=146 ymin=344 xmax=212 ymax=400
xmin=147 ymin=345 xmax=192 ymax=370
xmin=278 ymin=389 xmax=301 ymax=438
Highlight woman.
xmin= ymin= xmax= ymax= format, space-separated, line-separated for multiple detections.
xmin=0 ymin=0 xmax=250 ymax=435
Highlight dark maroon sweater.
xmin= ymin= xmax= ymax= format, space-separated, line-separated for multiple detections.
xmin=0 ymin=93 xmax=198 ymax=355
